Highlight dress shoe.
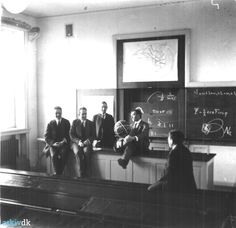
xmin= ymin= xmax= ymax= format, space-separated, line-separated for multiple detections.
xmin=118 ymin=158 xmax=128 ymax=169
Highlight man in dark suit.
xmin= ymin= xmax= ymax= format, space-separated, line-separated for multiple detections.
xmin=44 ymin=106 xmax=70 ymax=175
xmin=116 ymin=108 xmax=150 ymax=169
xmin=93 ymin=101 xmax=115 ymax=148
xmin=148 ymin=130 xmax=197 ymax=193
xmin=70 ymin=107 xmax=95 ymax=177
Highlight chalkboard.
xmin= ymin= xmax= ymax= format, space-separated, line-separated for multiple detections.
xmin=129 ymin=88 xmax=184 ymax=138
xmin=186 ymin=87 xmax=236 ymax=143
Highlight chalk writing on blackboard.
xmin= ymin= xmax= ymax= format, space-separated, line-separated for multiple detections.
xmin=130 ymin=88 xmax=183 ymax=138
xmin=152 ymin=109 xmax=173 ymax=115
xmin=147 ymin=91 xmax=176 ymax=102
xmin=187 ymin=87 xmax=236 ymax=143
xmin=211 ymin=0 xmax=220 ymax=10
xmin=193 ymin=88 xmax=236 ymax=97
xmin=201 ymin=118 xmax=232 ymax=138
xmin=148 ymin=117 xmax=174 ymax=129
xmin=194 ymin=107 xmax=228 ymax=118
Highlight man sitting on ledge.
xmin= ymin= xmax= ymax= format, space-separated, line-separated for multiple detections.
xmin=44 ymin=106 xmax=70 ymax=175
xmin=115 ymin=108 xmax=149 ymax=169
xmin=148 ymin=130 xmax=197 ymax=193
xmin=70 ymin=107 xmax=95 ymax=177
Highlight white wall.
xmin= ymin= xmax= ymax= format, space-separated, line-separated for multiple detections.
xmin=211 ymin=146 xmax=236 ymax=187
xmin=36 ymin=1 xmax=236 ymax=187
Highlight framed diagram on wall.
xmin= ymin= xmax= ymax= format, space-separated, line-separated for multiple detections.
xmin=114 ymin=29 xmax=190 ymax=89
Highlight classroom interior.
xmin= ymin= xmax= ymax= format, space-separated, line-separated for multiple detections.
xmin=1 ymin=0 xmax=236 ymax=227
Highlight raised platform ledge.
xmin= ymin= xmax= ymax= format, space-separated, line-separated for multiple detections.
xmin=93 ymin=148 xmax=216 ymax=162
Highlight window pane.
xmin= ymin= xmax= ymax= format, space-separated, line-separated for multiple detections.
xmin=0 ymin=26 xmax=25 ymax=131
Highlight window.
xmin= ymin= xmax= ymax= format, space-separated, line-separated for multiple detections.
xmin=0 ymin=25 xmax=26 ymax=131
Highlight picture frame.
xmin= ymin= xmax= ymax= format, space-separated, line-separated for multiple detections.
xmin=114 ymin=29 xmax=190 ymax=89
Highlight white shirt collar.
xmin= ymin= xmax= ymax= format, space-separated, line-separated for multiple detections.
xmin=55 ymin=118 xmax=62 ymax=124
xmin=101 ymin=113 xmax=106 ymax=118
xmin=172 ymin=144 xmax=177 ymax=150
xmin=135 ymin=119 xmax=142 ymax=125
xmin=80 ymin=119 xmax=86 ymax=125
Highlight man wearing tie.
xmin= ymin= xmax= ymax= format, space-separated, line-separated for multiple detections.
xmin=93 ymin=101 xmax=115 ymax=148
xmin=44 ymin=106 xmax=70 ymax=175
xmin=116 ymin=108 xmax=150 ymax=169
xmin=70 ymin=107 xmax=95 ymax=177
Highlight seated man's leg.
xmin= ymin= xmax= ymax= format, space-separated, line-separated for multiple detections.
xmin=77 ymin=146 xmax=86 ymax=177
xmin=122 ymin=142 xmax=136 ymax=161
xmin=50 ymin=146 xmax=61 ymax=175
xmin=71 ymin=143 xmax=82 ymax=177
xmin=57 ymin=144 xmax=69 ymax=175
xmin=83 ymin=145 xmax=92 ymax=177
xmin=118 ymin=142 xmax=136 ymax=169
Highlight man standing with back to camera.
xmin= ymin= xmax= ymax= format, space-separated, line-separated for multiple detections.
xmin=116 ymin=108 xmax=150 ymax=169
xmin=44 ymin=106 xmax=70 ymax=175
xmin=93 ymin=101 xmax=115 ymax=148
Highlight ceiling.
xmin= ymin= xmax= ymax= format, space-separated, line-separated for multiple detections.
xmin=22 ymin=0 xmax=195 ymax=18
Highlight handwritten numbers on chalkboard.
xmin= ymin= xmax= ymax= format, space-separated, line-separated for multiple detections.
xmin=129 ymin=88 xmax=184 ymax=138
xmin=147 ymin=91 xmax=177 ymax=103
xmin=186 ymin=88 xmax=236 ymax=143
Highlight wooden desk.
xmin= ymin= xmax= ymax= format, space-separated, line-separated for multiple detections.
xmin=91 ymin=149 xmax=215 ymax=190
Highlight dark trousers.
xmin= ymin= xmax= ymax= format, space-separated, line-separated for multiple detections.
xmin=71 ymin=143 xmax=92 ymax=177
xmin=121 ymin=141 xmax=147 ymax=162
xmin=122 ymin=142 xmax=137 ymax=161
xmin=50 ymin=145 xmax=69 ymax=175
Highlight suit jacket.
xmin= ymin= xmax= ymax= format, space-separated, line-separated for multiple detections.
xmin=160 ymin=144 xmax=197 ymax=193
xmin=93 ymin=113 xmax=115 ymax=147
xmin=129 ymin=120 xmax=150 ymax=153
xmin=70 ymin=119 xmax=95 ymax=145
xmin=44 ymin=118 xmax=70 ymax=146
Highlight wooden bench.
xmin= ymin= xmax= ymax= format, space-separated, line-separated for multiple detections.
xmin=0 ymin=168 xmax=235 ymax=227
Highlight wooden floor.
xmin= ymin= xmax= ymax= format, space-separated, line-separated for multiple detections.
xmin=1 ymin=204 xmax=213 ymax=228
xmin=0 ymin=168 xmax=235 ymax=227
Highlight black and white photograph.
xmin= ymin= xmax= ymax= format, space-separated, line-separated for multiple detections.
xmin=0 ymin=0 xmax=236 ymax=227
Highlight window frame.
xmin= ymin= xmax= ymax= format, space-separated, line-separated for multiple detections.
xmin=0 ymin=23 xmax=28 ymax=133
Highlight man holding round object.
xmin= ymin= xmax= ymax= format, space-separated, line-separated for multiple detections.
xmin=114 ymin=108 xmax=149 ymax=169
xmin=114 ymin=120 xmax=131 ymax=152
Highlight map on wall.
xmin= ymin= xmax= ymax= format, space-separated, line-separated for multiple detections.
xmin=123 ymin=39 xmax=178 ymax=82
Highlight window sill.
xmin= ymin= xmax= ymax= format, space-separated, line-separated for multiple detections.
xmin=0 ymin=128 xmax=30 ymax=137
